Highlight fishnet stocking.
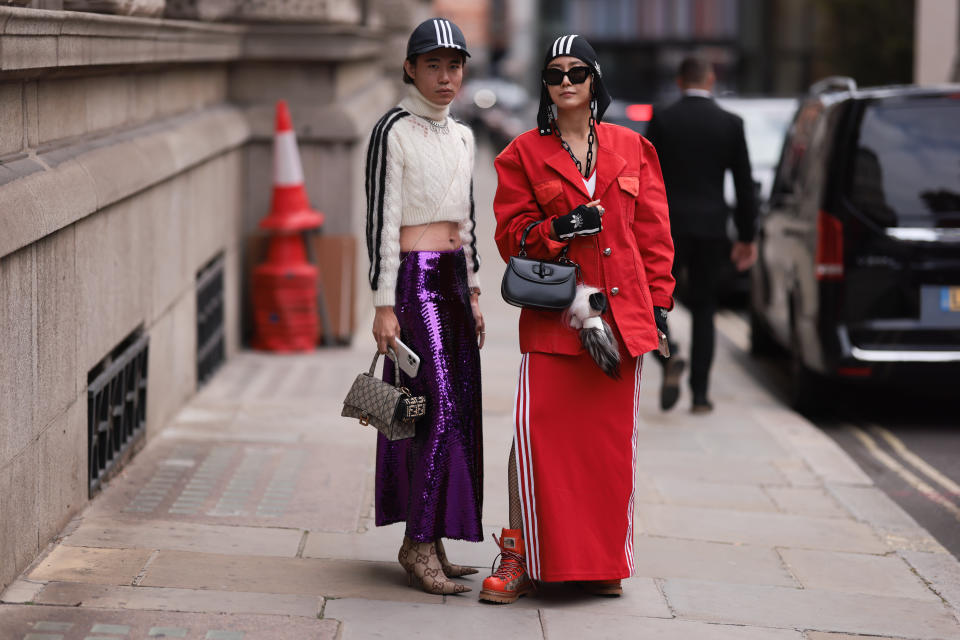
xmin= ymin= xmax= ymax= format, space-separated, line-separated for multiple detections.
xmin=508 ymin=441 xmax=523 ymax=529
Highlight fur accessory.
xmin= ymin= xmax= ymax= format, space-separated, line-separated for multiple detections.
xmin=565 ymin=285 xmax=620 ymax=379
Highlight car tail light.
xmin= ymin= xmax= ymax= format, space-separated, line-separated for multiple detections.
xmin=816 ymin=210 xmax=844 ymax=280
xmin=626 ymin=104 xmax=653 ymax=121
xmin=836 ymin=366 xmax=871 ymax=377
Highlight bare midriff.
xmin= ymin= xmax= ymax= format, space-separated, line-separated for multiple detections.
xmin=399 ymin=221 xmax=461 ymax=252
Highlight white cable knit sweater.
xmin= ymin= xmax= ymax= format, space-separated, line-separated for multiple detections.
xmin=365 ymin=85 xmax=480 ymax=307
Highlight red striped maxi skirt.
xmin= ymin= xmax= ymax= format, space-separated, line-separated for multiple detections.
xmin=513 ymin=349 xmax=642 ymax=582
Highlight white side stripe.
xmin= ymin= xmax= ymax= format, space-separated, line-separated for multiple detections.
xmin=552 ymin=37 xmax=561 ymax=57
xmin=443 ymin=20 xmax=453 ymax=47
xmin=565 ymin=34 xmax=578 ymax=54
xmin=434 ymin=19 xmax=442 ymax=46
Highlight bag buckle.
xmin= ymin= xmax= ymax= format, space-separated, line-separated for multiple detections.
xmin=532 ymin=262 xmax=553 ymax=278
xmin=359 ymin=414 xmax=370 ymax=426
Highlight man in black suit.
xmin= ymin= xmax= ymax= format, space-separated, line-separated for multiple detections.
xmin=645 ymin=56 xmax=758 ymax=414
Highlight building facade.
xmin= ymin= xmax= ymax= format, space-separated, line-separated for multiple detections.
xmin=0 ymin=0 xmax=411 ymax=590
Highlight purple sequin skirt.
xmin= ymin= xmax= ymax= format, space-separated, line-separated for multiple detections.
xmin=375 ymin=248 xmax=483 ymax=542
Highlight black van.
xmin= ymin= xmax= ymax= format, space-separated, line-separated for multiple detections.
xmin=750 ymin=78 xmax=960 ymax=409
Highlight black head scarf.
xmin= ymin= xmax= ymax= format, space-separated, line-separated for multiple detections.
xmin=537 ymin=34 xmax=612 ymax=136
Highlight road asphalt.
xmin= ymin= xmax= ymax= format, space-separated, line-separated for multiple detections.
xmin=3 ymin=145 xmax=960 ymax=639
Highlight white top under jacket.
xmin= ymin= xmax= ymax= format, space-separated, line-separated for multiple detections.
xmin=365 ymin=85 xmax=480 ymax=307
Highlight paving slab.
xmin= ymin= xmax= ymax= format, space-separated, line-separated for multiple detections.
xmin=639 ymin=504 xmax=889 ymax=553
xmin=652 ymin=478 xmax=777 ymax=512
xmin=1 ymin=580 xmax=45 ymax=604
xmin=302 ymin=520 xmax=496 ymax=568
xmin=0 ymin=604 xmax=336 ymax=640
xmin=34 ymin=583 xmax=321 ymax=618
xmin=85 ymin=438 xmax=369 ymax=533
xmin=763 ymin=487 xmax=849 ymax=519
xmin=28 ymin=547 xmax=153 ymax=586
xmin=778 ymin=548 xmax=937 ymax=601
xmin=637 ymin=451 xmax=787 ymax=485
xmin=324 ymin=597 xmax=543 ymax=640
xmin=632 ymin=536 xmax=798 ymax=587
xmin=900 ymin=550 xmax=960 ymax=616
xmin=140 ymin=551 xmax=446 ymax=604
xmin=62 ymin=518 xmax=302 ymax=557
xmin=540 ymin=609 xmax=803 ymax=640
xmin=446 ymin=577 xmax=672 ymax=618
xmin=662 ymin=578 xmax=960 ymax=639
xmin=805 ymin=634 xmax=904 ymax=640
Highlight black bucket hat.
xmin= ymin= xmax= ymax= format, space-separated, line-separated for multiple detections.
xmin=537 ymin=34 xmax=611 ymax=136
xmin=407 ymin=18 xmax=471 ymax=58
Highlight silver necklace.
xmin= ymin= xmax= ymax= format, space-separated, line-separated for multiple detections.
xmin=420 ymin=116 xmax=449 ymax=133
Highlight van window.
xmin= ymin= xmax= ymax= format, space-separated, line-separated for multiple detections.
xmin=848 ymin=96 xmax=960 ymax=228
xmin=772 ymin=100 xmax=824 ymax=199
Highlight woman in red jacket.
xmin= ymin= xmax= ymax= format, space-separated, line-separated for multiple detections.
xmin=479 ymin=35 xmax=675 ymax=603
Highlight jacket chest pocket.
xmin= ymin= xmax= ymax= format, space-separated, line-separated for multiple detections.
xmin=615 ymin=175 xmax=640 ymax=231
xmin=533 ymin=179 xmax=568 ymax=217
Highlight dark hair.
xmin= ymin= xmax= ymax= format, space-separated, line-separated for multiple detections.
xmin=402 ymin=51 xmax=467 ymax=84
xmin=678 ymin=56 xmax=712 ymax=85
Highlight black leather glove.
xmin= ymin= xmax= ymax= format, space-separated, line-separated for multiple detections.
xmin=653 ymin=306 xmax=669 ymax=336
xmin=553 ymin=204 xmax=602 ymax=240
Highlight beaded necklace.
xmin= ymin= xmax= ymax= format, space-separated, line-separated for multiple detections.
xmin=553 ymin=113 xmax=596 ymax=178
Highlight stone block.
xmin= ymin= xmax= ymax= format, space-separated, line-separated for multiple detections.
xmin=662 ymin=578 xmax=960 ymax=639
xmin=779 ymin=548 xmax=936 ymax=601
xmin=74 ymin=138 xmax=152 ymax=210
xmin=164 ymin=0 xmax=242 ymax=21
xmin=299 ymin=142 xmax=353 ymax=234
xmin=900 ymin=550 xmax=960 ymax=617
xmin=0 ymin=447 xmax=39 ymax=591
xmin=0 ymin=83 xmax=23 ymax=157
xmin=145 ymin=288 xmax=196 ymax=437
xmin=632 ymin=536 xmax=798 ymax=587
xmin=28 ymin=546 xmax=152 ymax=585
xmin=142 ymin=552 xmax=444 ymax=603
xmin=765 ymin=486 xmax=848 ymax=519
xmin=35 ymin=225 xmax=77 ymax=429
xmin=228 ymin=65 xmax=334 ymax=106
xmin=156 ymin=69 xmax=227 ymax=118
xmin=63 ymin=518 xmax=301 ymax=557
xmin=0 ymin=244 xmax=35 ymax=468
xmin=129 ymin=71 xmax=159 ymax=124
xmin=324 ymin=598 xmax=542 ymax=639
xmin=638 ymin=504 xmax=889 ymax=553
xmin=145 ymin=179 xmax=189 ymax=322
xmin=540 ymin=610 xmax=803 ymax=640
xmin=74 ymin=198 xmax=149 ymax=379
xmin=37 ymin=398 xmax=86 ymax=546
xmin=37 ymin=77 xmax=87 ymax=144
xmin=0 ymin=34 xmax=58 ymax=71
xmin=62 ymin=0 xmax=165 ymax=18
xmin=84 ymin=74 xmax=130 ymax=134
xmin=23 ymin=81 xmax=38 ymax=149
xmin=36 ymin=583 xmax=320 ymax=617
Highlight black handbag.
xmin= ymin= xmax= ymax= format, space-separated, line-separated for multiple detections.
xmin=501 ymin=221 xmax=579 ymax=310
xmin=341 ymin=349 xmax=426 ymax=441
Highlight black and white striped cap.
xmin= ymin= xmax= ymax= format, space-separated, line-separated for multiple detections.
xmin=537 ymin=34 xmax=611 ymax=136
xmin=407 ymin=18 xmax=471 ymax=58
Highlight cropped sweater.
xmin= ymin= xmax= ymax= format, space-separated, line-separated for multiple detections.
xmin=364 ymin=85 xmax=480 ymax=307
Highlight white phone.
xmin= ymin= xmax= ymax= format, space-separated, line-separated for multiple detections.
xmin=387 ymin=337 xmax=421 ymax=378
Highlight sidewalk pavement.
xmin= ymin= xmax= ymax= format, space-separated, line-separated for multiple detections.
xmin=4 ymin=146 xmax=960 ymax=639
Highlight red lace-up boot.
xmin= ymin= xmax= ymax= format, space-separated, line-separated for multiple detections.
xmin=479 ymin=528 xmax=534 ymax=604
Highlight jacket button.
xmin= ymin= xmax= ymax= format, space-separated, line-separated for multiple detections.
xmin=603 ymin=247 xmax=612 ymax=256
xmin=610 ymin=287 xmax=620 ymax=296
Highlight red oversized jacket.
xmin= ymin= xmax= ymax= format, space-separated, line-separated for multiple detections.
xmin=493 ymin=122 xmax=675 ymax=357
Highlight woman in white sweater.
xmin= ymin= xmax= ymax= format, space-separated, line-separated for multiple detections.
xmin=364 ymin=18 xmax=484 ymax=596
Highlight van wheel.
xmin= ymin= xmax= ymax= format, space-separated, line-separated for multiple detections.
xmin=789 ymin=325 xmax=826 ymax=414
xmin=750 ymin=309 xmax=779 ymax=356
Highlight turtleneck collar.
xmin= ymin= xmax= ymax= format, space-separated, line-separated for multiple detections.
xmin=400 ymin=84 xmax=450 ymax=122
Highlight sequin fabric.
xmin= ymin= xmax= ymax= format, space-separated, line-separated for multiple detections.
xmin=375 ymin=249 xmax=484 ymax=542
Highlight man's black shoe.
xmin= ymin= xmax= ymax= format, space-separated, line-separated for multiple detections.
xmin=660 ymin=358 xmax=686 ymax=411
xmin=691 ymin=396 xmax=714 ymax=414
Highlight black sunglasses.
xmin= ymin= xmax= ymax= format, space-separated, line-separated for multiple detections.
xmin=542 ymin=66 xmax=592 ymax=86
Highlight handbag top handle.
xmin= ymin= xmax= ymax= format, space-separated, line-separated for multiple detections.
xmin=519 ymin=221 xmax=569 ymax=261
xmin=369 ymin=348 xmax=402 ymax=384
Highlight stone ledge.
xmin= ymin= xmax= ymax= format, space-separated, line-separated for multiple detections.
xmin=0 ymin=6 xmax=385 ymax=74
xmin=0 ymin=104 xmax=249 ymax=259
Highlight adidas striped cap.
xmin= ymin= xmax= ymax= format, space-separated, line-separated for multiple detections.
xmin=407 ymin=18 xmax=471 ymax=58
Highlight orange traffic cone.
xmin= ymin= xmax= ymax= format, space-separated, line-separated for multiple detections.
xmin=259 ymin=100 xmax=325 ymax=232
xmin=252 ymin=100 xmax=325 ymax=352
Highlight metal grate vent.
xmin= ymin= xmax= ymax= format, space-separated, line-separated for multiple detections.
xmin=87 ymin=328 xmax=149 ymax=497
xmin=196 ymin=252 xmax=225 ymax=386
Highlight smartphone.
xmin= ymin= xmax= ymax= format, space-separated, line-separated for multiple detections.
xmin=387 ymin=337 xmax=421 ymax=378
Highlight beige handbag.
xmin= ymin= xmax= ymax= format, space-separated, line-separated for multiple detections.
xmin=341 ymin=349 xmax=426 ymax=440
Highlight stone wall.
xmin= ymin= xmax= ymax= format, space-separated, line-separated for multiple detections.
xmin=0 ymin=2 xmax=407 ymax=590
